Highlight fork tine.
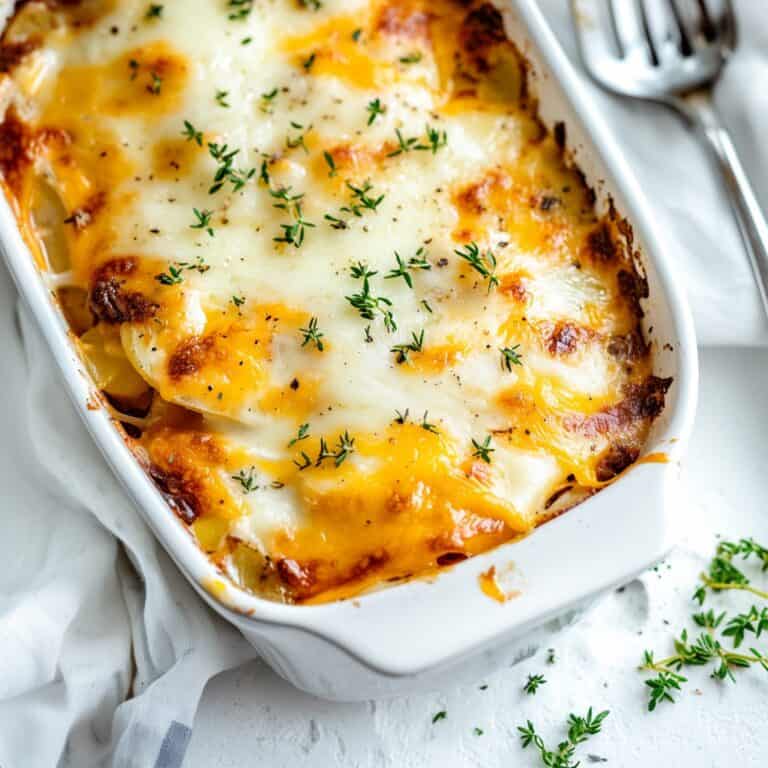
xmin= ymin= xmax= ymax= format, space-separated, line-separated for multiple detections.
xmin=670 ymin=0 xmax=718 ymax=47
xmin=571 ymin=0 xmax=623 ymax=77
xmin=608 ymin=0 xmax=654 ymax=62
xmin=639 ymin=0 xmax=686 ymax=62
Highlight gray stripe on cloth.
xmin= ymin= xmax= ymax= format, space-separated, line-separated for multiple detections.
xmin=153 ymin=722 xmax=192 ymax=768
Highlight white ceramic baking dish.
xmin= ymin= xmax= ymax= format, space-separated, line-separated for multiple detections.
xmin=0 ymin=0 xmax=698 ymax=701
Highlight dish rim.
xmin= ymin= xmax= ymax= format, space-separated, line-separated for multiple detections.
xmin=0 ymin=0 xmax=698 ymax=678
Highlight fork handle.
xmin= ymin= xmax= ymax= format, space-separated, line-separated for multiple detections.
xmin=680 ymin=98 xmax=768 ymax=317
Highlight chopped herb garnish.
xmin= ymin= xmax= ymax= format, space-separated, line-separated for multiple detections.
xmin=293 ymin=452 xmax=312 ymax=471
xmin=215 ymin=89 xmax=230 ymax=108
xmin=324 ymin=213 xmax=348 ymax=230
xmin=299 ymin=316 xmax=324 ymax=351
xmin=421 ymin=411 xmax=438 ymax=434
xmin=420 ymin=299 xmax=433 ymax=313
xmin=241 ymin=36 xmax=252 ymax=45
xmin=231 ymin=295 xmax=245 ymax=308
xmin=471 ymin=435 xmax=495 ymax=464
xmin=302 ymin=52 xmax=316 ymax=71
xmin=231 ymin=466 xmax=259 ymax=493
xmin=473 ymin=728 xmax=484 ymax=737
xmin=394 ymin=408 xmax=409 ymax=424
xmin=227 ymin=0 xmax=253 ymax=20
xmin=391 ymin=329 xmax=424 ymax=364
xmin=259 ymin=160 xmax=271 ymax=186
xmin=129 ymin=59 xmax=139 ymax=80
xmin=352 ymin=27 xmax=362 ymax=42
xmin=547 ymin=648 xmax=556 ymax=664
xmin=182 ymin=119 xmax=203 ymax=146
xmin=145 ymin=4 xmax=163 ymax=20
xmin=190 ymin=207 xmax=214 ymax=237
xmin=455 ymin=241 xmax=498 ymax=293
xmin=366 ymin=97 xmax=385 ymax=126
xmin=346 ymin=262 xmax=396 ymax=332
xmin=523 ymin=673 xmax=546 ymax=695
xmin=500 ymin=344 xmax=523 ymax=370
xmin=418 ymin=124 xmax=447 ymax=154
xmin=693 ymin=537 xmax=768 ymax=605
xmin=154 ymin=257 xmax=209 ymax=285
xmin=260 ymin=88 xmax=279 ymax=114
xmin=298 ymin=0 xmax=322 ymax=9
xmin=384 ymin=247 xmax=430 ymax=288
xmin=288 ymin=423 xmax=311 ymax=447
xmin=286 ymin=121 xmax=311 ymax=154
xmin=148 ymin=71 xmax=163 ymax=95
xmin=387 ymin=128 xmax=419 ymax=157
xmin=332 ymin=430 xmax=355 ymax=467
xmin=323 ymin=151 xmax=337 ymax=177
xmin=341 ymin=180 xmax=384 ymax=216
xmin=270 ymin=187 xmax=314 ymax=248
xmin=399 ymin=51 xmax=422 ymax=64
xmin=518 ymin=708 xmax=609 ymax=768
xmin=208 ymin=143 xmax=256 ymax=194
xmin=432 ymin=711 xmax=447 ymax=724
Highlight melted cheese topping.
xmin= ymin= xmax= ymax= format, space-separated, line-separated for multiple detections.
xmin=0 ymin=0 xmax=669 ymax=603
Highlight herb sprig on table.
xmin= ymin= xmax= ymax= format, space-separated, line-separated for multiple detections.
xmin=518 ymin=708 xmax=609 ymax=768
xmin=639 ymin=537 xmax=768 ymax=710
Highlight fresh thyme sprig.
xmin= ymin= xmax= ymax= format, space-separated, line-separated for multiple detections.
xmin=231 ymin=466 xmax=259 ymax=493
xmin=345 ymin=262 xmax=396 ymax=332
xmin=500 ymin=344 xmax=523 ymax=371
xmin=285 ymin=121 xmax=311 ymax=154
xmin=154 ymin=256 xmax=209 ymax=285
xmin=227 ymin=0 xmax=253 ymax=20
xmin=323 ymin=151 xmax=337 ymax=177
xmin=390 ymin=329 xmax=424 ymax=364
xmin=518 ymin=708 xmax=609 ymax=768
xmin=270 ymin=186 xmax=314 ymax=248
xmin=420 ymin=411 xmax=438 ymax=434
xmin=384 ymin=248 xmax=430 ymax=288
xmin=523 ymin=673 xmax=546 ymax=695
xmin=367 ymin=98 xmax=385 ymax=126
xmin=471 ymin=435 xmax=495 ymax=464
xmin=293 ymin=431 xmax=355 ymax=470
xmin=399 ymin=51 xmax=422 ymax=64
xmin=693 ymin=537 xmax=768 ymax=605
xmin=190 ymin=208 xmax=214 ymax=237
xmin=260 ymin=88 xmax=279 ymax=114
xmin=722 ymin=605 xmax=768 ymax=647
xmin=455 ymin=241 xmax=498 ymax=293
xmin=215 ymin=89 xmax=230 ymax=108
xmin=341 ymin=180 xmax=384 ymax=216
xmin=182 ymin=119 xmax=203 ymax=146
xmin=288 ymin=423 xmax=310 ymax=447
xmin=640 ymin=626 xmax=768 ymax=709
xmin=299 ymin=317 xmax=324 ymax=351
xmin=208 ymin=143 xmax=256 ymax=194
xmin=387 ymin=124 xmax=447 ymax=157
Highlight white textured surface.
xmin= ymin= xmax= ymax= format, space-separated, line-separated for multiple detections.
xmin=186 ymin=347 xmax=768 ymax=767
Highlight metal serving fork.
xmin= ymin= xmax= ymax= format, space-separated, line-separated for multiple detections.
xmin=571 ymin=0 xmax=768 ymax=316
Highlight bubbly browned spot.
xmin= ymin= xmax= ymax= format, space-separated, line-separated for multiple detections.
xmin=0 ymin=39 xmax=38 ymax=72
xmin=167 ymin=335 xmax=220 ymax=380
xmin=89 ymin=257 xmax=159 ymax=324
xmin=566 ymin=376 xmax=672 ymax=438
xmin=545 ymin=321 xmax=594 ymax=356
xmin=0 ymin=109 xmax=34 ymax=195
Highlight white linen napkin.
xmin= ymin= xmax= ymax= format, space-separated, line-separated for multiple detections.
xmin=1 ymin=2 xmax=767 ymax=768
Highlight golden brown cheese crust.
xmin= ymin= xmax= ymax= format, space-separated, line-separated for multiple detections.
xmin=0 ymin=0 xmax=670 ymax=604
